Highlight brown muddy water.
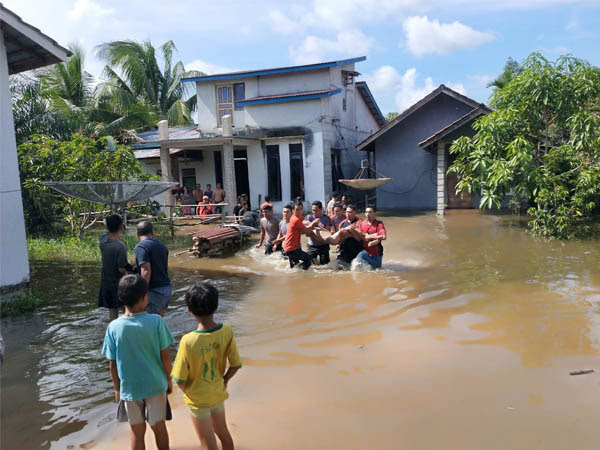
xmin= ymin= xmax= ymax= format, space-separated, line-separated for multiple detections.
xmin=3 ymin=211 xmax=600 ymax=449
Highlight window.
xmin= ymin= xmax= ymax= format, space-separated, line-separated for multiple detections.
xmin=331 ymin=148 xmax=345 ymax=192
xmin=181 ymin=168 xmax=196 ymax=189
xmin=216 ymin=85 xmax=233 ymax=126
xmin=289 ymin=143 xmax=305 ymax=200
xmin=234 ymin=83 xmax=245 ymax=111
xmin=266 ymin=145 xmax=282 ymax=201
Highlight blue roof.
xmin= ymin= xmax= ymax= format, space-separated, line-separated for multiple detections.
xmin=182 ymin=56 xmax=366 ymax=83
xmin=236 ymin=88 xmax=342 ymax=106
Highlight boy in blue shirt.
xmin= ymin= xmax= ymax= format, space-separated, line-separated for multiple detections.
xmin=102 ymin=274 xmax=175 ymax=450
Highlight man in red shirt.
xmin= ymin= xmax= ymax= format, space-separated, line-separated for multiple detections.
xmin=355 ymin=206 xmax=386 ymax=269
xmin=282 ymin=201 xmax=317 ymax=270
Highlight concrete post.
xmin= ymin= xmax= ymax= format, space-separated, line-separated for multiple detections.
xmin=158 ymin=120 xmax=174 ymax=216
xmin=221 ymin=115 xmax=236 ymax=216
xmin=0 ymin=30 xmax=30 ymax=288
xmin=436 ymin=141 xmax=446 ymax=216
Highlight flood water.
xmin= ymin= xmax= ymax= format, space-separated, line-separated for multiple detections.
xmin=3 ymin=211 xmax=600 ymax=449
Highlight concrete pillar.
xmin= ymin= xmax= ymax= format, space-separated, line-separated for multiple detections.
xmin=158 ymin=120 xmax=174 ymax=215
xmin=436 ymin=141 xmax=446 ymax=216
xmin=221 ymin=115 xmax=236 ymax=216
xmin=0 ymin=30 xmax=30 ymax=287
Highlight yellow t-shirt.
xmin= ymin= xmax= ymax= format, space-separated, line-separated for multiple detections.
xmin=171 ymin=324 xmax=242 ymax=408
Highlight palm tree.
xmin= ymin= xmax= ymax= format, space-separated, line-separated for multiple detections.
xmin=36 ymin=43 xmax=95 ymax=135
xmin=96 ymin=40 xmax=203 ymax=131
xmin=487 ymin=57 xmax=522 ymax=90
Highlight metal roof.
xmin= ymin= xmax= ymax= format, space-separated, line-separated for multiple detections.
xmin=357 ymin=85 xmax=488 ymax=151
xmin=182 ymin=56 xmax=366 ymax=83
xmin=0 ymin=3 xmax=71 ymax=74
xmin=237 ymin=88 xmax=342 ymax=106
xmin=355 ymin=81 xmax=385 ymax=127
xmin=418 ymin=107 xmax=491 ymax=150
xmin=133 ymin=148 xmax=185 ymax=159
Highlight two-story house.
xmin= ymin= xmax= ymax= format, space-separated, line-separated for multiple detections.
xmin=133 ymin=56 xmax=384 ymax=213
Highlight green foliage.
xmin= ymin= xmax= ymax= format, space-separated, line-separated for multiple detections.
xmin=10 ymin=74 xmax=80 ymax=144
xmin=0 ymin=289 xmax=49 ymax=318
xmin=18 ymin=135 xmax=149 ymax=237
xmin=385 ymin=112 xmax=399 ymax=122
xmin=94 ymin=40 xmax=204 ymax=137
xmin=487 ymin=57 xmax=522 ymax=90
xmin=449 ymin=53 xmax=600 ymax=239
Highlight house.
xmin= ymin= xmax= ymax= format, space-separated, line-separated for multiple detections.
xmin=0 ymin=4 xmax=70 ymax=288
xmin=356 ymin=85 xmax=492 ymax=214
xmin=133 ymin=56 xmax=385 ymax=213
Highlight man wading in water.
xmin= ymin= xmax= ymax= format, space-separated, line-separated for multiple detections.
xmin=355 ymin=206 xmax=387 ymax=269
xmin=314 ymin=205 xmax=365 ymax=270
xmin=256 ymin=205 xmax=281 ymax=255
xmin=303 ymin=200 xmax=333 ymax=265
xmin=134 ymin=221 xmax=172 ymax=316
xmin=98 ymin=214 xmax=130 ymax=321
xmin=282 ymin=201 xmax=318 ymax=270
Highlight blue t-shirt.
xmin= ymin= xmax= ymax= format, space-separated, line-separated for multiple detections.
xmin=134 ymin=237 xmax=170 ymax=289
xmin=102 ymin=312 xmax=175 ymax=401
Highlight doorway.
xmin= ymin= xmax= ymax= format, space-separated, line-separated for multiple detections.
xmin=446 ymin=146 xmax=473 ymax=208
xmin=234 ymin=149 xmax=251 ymax=207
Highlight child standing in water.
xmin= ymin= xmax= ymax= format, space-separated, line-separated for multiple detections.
xmin=102 ymin=274 xmax=174 ymax=450
xmin=171 ymin=282 xmax=242 ymax=450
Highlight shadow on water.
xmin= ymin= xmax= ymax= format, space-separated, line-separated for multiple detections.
xmin=1 ymin=261 xmax=257 ymax=450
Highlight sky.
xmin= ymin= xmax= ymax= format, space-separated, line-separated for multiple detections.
xmin=4 ymin=0 xmax=600 ymax=115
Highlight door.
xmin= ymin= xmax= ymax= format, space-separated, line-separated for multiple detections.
xmin=446 ymin=148 xmax=473 ymax=208
xmin=234 ymin=149 xmax=250 ymax=207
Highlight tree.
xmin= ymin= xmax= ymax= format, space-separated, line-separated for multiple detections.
xmin=95 ymin=40 xmax=204 ymax=136
xmin=11 ymin=74 xmax=77 ymax=144
xmin=448 ymin=53 xmax=600 ymax=239
xmin=487 ymin=57 xmax=522 ymax=91
xmin=385 ymin=112 xmax=399 ymax=122
xmin=18 ymin=135 xmax=150 ymax=237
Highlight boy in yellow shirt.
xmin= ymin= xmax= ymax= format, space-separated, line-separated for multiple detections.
xmin=171 ymin=282 xmax=241 ymax=450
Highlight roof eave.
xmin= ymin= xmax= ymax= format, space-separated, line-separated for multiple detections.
xmin=182 ymin=56 xmax=366 ymax=83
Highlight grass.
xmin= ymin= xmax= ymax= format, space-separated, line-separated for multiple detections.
xmin=27 ymin=222 xmax=189 ymax=262
xmin=0 ymin=289 xmax=49 ymax=318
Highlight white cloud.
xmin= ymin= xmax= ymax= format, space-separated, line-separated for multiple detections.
xmin=289 ymin=30 xmax=375 ymax=65
xmin=402 ymin=16 xmax=495 ymax=56
xmin=268 ymin=9 xmax=305 ymax=35
xmin=68 ymin=0 xmax=114 ymax=20
xmin=185 ymin=59 xmax=233 ymax=75
xmin=468 ymin=74 xmax=494 ymax=87
xmin=365 ymin=65 xmax=468 ymax=112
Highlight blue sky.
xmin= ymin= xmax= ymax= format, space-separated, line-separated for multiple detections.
xmin=5 ymin=0 xmax=600 ymax=115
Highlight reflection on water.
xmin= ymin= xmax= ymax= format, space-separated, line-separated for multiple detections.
xmin=4 ymin=212 xmax=600 ymax=449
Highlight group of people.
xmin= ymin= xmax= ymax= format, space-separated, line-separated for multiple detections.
xmin=256 ymin=191 xmax=387 ymax=271
xmin=175 ymin=183 xmax=226 ymax=216
xmin=98 ymin=215 xmax=240 ymax=450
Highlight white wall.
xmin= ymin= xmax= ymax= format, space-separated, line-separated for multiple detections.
xmin=0 ymin=30 xmax=30 ymax=287
xmin=244 ymin=98 xmax=320 ymax=129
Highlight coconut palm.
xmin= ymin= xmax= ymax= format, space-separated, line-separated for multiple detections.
xmin=96 ymin=40 xmax=203 ymax=129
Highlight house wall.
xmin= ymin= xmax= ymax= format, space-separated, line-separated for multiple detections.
xmin=374 ymin=94 xmax=473 ymax=210
xmin=320 ymin=75 xmax=380 ymax=203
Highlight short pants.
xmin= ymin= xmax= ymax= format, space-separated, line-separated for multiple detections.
xmin=146 ymin=284 xmax=172 ymax=314
xmin=188 ymin=401 xmax=225 ymax=419
xmin=117 ymin=391 xmax=168 ymax=426
xmin=98 ymin=283 xmax=120 ymax=309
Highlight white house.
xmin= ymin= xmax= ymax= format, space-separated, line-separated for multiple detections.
xmin=134 ymin=56 xmax=384 ymax=213
xmin=0 ymin=4 xmax=70 ymax=288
